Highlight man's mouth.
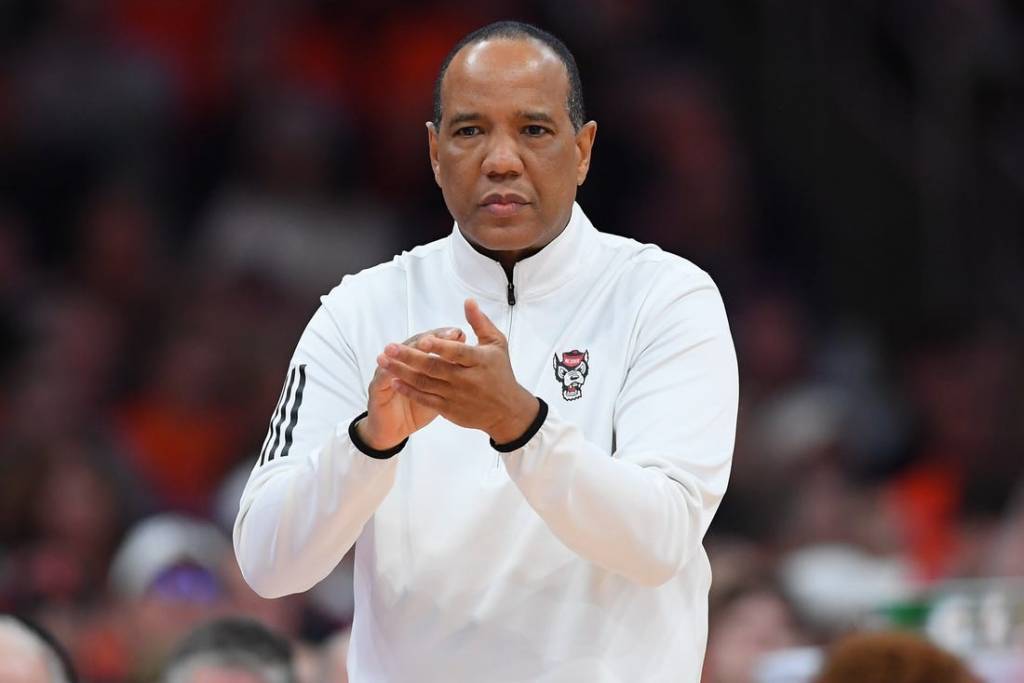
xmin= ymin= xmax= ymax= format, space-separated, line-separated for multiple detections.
xmin=481 ymin=193 xmax=529 ymax=217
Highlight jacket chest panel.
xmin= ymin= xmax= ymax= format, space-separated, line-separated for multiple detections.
xmin=404 ymin=286 xmax=633 ymax=450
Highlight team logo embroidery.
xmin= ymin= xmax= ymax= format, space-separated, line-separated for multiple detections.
xmin=553 ymin=349 xmax=589 ymax=401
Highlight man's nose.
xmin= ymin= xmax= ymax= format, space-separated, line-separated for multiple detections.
xmin=481 ymin=133 xmax=524 ymax=178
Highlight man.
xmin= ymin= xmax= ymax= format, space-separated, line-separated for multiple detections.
xmin=0 ymin=615 xmax=77 ymax=683
xmin=234 ymin=20 xmax=738 ymax=682
xmin=161 ymin=617 xmax=296 ymax=683
xmin=816 ymin=631 xmax=980 ymax=683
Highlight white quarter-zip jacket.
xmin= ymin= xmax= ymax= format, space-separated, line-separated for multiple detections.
xmin=234 ymin=202 xmax=739 ymax=682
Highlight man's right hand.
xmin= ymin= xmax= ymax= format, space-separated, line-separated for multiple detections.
xmin=356 ymin=327 xmax=466 ymax=450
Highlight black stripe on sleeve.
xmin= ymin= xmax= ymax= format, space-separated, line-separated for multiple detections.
xmin=267 ymin=366 xmax=297 ymax=463
xmin=258 ymin=375 xmax=291 ymax=466
xmin=277 ymin=364 xmax=307 ymax=460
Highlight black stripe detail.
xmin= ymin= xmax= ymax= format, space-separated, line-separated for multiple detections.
xmin=267 ymin=366 xmax=297 ymax=463
xmin=348 ymin=411 xmax=407 ymax=459
xmin=259 ymin=377 xmax=291 ymax=466
xmin=279 ymin=364 xmax=307 ymax=460
xmin=490 ymin=397 xmax=548 ymax=453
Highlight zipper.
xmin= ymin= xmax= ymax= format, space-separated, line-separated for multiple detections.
xmin=496 ymin=268 xmax=517 ymax=470
xmin=505 ymin=268 xmax=516 ymax=338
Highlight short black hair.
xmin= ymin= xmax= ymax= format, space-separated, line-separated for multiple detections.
xmin=162 ymin=617 xmax=295 ymax=683
xmin=432 ymin=20 xmax=585 ymax=132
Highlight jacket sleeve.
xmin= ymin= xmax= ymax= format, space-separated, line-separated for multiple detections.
xmin=233 ymin=300 xmax=399 ymax=599
xmin=502 ymin=269 xmax=738 ymax=587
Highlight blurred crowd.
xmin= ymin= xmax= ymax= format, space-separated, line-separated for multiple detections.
xmin=0 ymin=1 xmax=1022 ymax=682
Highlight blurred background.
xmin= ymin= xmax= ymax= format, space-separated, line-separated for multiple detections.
xmin=0 ymin=0 xmax=1022 ymax=681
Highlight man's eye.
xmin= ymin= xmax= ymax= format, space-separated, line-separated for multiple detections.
xmin=455 ymin=127 xmax=480 ymax=137
xmin=524 ymin=125 xmax=551 ymax=136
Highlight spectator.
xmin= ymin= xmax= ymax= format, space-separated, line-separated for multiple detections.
xmin=816 ymin=631 xmax=978 ymax=683
xmin=109 ymin=515 xmax=234 ymax=680
xmin=161 ymin=617 xmax=295 ymax=683
xmin=704 ymin=576 xmax=806 ymax=683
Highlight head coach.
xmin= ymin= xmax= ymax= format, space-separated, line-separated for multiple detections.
xmin=234 ymin=20 xmax=738 ymax=682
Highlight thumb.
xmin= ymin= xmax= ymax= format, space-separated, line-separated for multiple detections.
xmin=464 ymin=298 xmax=504 ymax=345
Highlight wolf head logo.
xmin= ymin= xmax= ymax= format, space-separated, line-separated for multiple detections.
xmin=553 ymin=350 xmax=589 ymax=401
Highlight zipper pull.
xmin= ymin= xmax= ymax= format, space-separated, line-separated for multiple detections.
xmin=507 ymin=281 xmax=516 ymax=306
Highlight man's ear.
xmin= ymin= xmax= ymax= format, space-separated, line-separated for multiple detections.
xmin=574 ymin=120 xmax=597 ymax=186
xmin=426 ymin=121 xmax=442 ymax=188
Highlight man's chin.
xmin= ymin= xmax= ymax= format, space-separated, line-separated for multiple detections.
xmin=462 ymin=220 xmax=541 ymax=253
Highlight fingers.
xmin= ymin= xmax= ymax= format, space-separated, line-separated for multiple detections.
xmin=383 ymin=342 xmax=457 ymax=379
xmin=464 ymin=299 xmax=505 ymax=346
xmin=378 ymin=354 xmax=449 ymax=397
xmin=369 ymin=364 xmax=396 ymax=395
xmin=416 ymin=336 xmax=479 ymax=367
xmin=392 ymin=379 xmax=446 ymax=411
xmin=403 ymin=327 xmax=465 ymax=346
xmin=367 ymin=369 xmax=400 ymax=413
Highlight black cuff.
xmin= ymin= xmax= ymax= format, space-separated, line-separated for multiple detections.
xmin=349 ymin=411 xmax=407 ymax=459
xmin=490 ymin=398 xmax=548 ymax=453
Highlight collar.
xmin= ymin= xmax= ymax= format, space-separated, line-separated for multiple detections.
xmin=448 ymin=201 xmax=596 ymax=304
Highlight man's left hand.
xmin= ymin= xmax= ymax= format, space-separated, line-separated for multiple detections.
xmin=376 ymin=298 xmax=540 ymax=445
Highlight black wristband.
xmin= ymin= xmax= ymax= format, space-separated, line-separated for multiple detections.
xmin=349 ymin=411 xmax=407 ymax=459
xmin=490 ymin=397 xmax=548 ymax=453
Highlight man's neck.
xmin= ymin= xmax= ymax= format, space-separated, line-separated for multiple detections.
xmin=468 ymin=211 xmax=573 ymax=280
xmin=473 ymin=246 xmax=539 ymax=280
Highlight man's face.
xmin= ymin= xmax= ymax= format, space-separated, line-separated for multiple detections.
xmin=428 ymin=38 xmax=596 ymax=256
